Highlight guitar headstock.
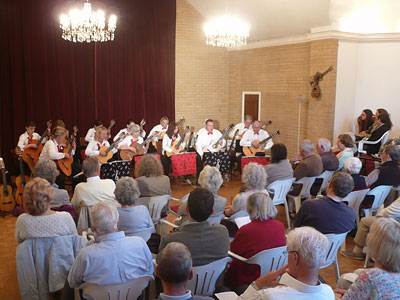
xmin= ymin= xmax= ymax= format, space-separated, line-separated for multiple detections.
xmin=0 ymin=158 xmax=4 ymax=169
xmin=140 ymin=119 xmax=146 ymax=126
xmin=118 ymin=132 xmax=127 ymax=142
xmin=109 ymin=120 xmax=116 ymax=130
xmin=228 ymin=123 xmax=235 ymax=129
xmin=15 ymin=147 xmax=23 ymax=157
xmin=47 ymin=120 xmax=52 ymax=128
xmin=184 ymin=126 xmax=189 ymax=132
xmin=177 ymin=116 xmax=185 ymax=124
xmin=73 ymin=125 xmax=78 ymax=135
xmin=272 ymin=130 xmax=280 ymax=137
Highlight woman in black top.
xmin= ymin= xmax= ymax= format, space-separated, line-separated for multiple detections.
xmin=364 ymin=113 xmax=392 ymax=155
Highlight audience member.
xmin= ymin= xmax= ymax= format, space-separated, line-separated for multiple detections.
xmin=156 ymin=242 xmax=213 ymax=300
xmin=341 ymin=196 xmax=400 ymax=260
xmin=294 ymin=172 xmax=356 ymax=234
xmin=237 ymin=227 xmax=334 ymax=299
xmin=71 ymin=158 xmax=116 ymax=209
xmin=358 ymin=108 xmax=388 ymax=139
xmin=176 ymin=165 xmax=227 ymax=226
xmin=114 ymin=177 xmax=154 ymax=236
xmin=316 ymin=138 xmax=339 ymax=171
xmin=357 ymin=109 xmax=374 ymax=134
xmin=336 ymin=134 xmax=354 ymax=171
xmin=135 ymin=154 xmax=171 ymax=197
xmin=15 ymin=178 xmax=77 ymax=243
xmin=225 ymin=163 xmax=268 ymax=217
xmin=344 ymin=157 xmax=367 ymax=190
xmin=362 ymin=112 xmax=392 ymax=155
xmin=264 ymin=144 xmax=293 ymax=186
xmin=292 ymin=140 xmax=323 ymax=180
xmin=159 ymin=188 xmax=229 ymax=266
xmin=68 ymin=201 xmax=153 ymax=288
xmin=224 ymin=193 xmax=286 ymax=290
xmin=336 ymin=218 xmax=400 ymax=300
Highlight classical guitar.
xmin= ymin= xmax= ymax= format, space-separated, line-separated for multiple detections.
xmin=243 ymin=130 xmax=280 ymax=156
xmin=58 ymin=126 xmax=78 ymax=176
xmin=166 ymin=126 xmax=190 ymax=157
xmin=310 ymin=66 xmax=333 ymax=98
xmin=153 ymin=116 xmax=185 ymax=150
xmin=97 ymin=133 xmax=127 ymax=164
xmin=0 ymin=158 xmax=16 ymax=213
xmin=120 ymin=131 xmax=159 ymax=161
xmin=15 ymin=147 xmax=30 ymax=206
xmin=203 ymin=124 xmax=235 ymax=153
xmin=22 ymin=120 xmax=52 ymax=169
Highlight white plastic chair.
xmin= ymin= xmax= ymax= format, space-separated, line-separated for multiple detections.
xmin=79 ymin=275 xmax=154 ymax=300
xmin=358 ymin=130 xmax=390 ymax=154
xmin=342 ymin=189 xmax=370 ymax=227
xmin=320 ymin=232 xmax=348 ymax=282
xmin=168 ymin=196 xmax=187 ymax=217
xmin=187 ymin=257 xmax=232 ymax=296
xmin=287 ymin=176 xmax=318 ymax=213
xmin=128 ymin=227 xmax=156 ymax=242
xmin=136 ymin=195 xmax=171 ymax=224
xmin=363 ymin=185 xmax=392 ymax=217
xmin=267 ymin=178 xmax=296 ymax=229
xmin=228 ymin=246 xmax=287 ymax=277
xmin=316 ymin=170 xmax=335 ymax=195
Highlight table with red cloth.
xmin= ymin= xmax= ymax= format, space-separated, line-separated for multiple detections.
xmin=171 ymin=152 xmax=197 ymax=177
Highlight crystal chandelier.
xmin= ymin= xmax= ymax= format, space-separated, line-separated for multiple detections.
xmin=60 ymin=1 xmax=116 ymax=43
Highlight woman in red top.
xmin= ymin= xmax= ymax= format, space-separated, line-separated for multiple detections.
xmin=224 ymin=192 xmax=286 ymax=291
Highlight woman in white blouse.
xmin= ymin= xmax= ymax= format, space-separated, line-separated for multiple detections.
xmin=161 ymin=122 xmax=186 ymax=175
xmin=85 ymin=126 xmax=117 ymax=157
xmin=15 ymin=178 xmax=77 ymax=243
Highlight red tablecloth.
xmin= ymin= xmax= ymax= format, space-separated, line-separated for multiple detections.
xmin=171 ymin=153 xmax=197 ymax=177
xmin=241 ymin=156 xmax=269 ymax=172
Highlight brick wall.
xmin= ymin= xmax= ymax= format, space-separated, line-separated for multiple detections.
xmin=176 ymin=0 xmax=338 ymax=157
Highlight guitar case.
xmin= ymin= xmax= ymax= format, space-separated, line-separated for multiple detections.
xmin=100 ymin=160 xmax=130 ymax=182
xmin=203 ymin=152 xmax=231 ymax=174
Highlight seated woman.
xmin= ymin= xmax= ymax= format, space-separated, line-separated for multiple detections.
xmin=34 ymin=160 xmax=74 ymax=217
xmin=85 ymin=125 xmax=117 ymax=158
xmin=357 ymin=109 xmax=374 ymax=136
xmin=224 ymin=193 xmax=286 ymax=291
xmin=358 ymin=108 xmax=387 ymax=139
xmin=114 ymin=177 xmax=154 ymax=236
xmin=175 ymin=165 xmax=227 ymax=226
xmin=135 ymin=154 xmax=171 ymax=197
xmin=344 ymin=157 xmax=367 ymax=191
xmin=15 ymin=178 xmax=77 ymax=243
xmin=264 ymin=143 xmax=293 ymax=186
xmin=336 ymin=134 xmax=355 ymax=171
xmin=225 ymin=162 xmax=268 ymax=217
xmin=363 ymin=113 xmax=392 ymax=155
xmin=335 ymin=218 xmax=400 ymax=300
xmin=161 ymin=122 xmax=186 ymax=175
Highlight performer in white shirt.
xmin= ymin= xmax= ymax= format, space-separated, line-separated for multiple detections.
xmin=85 ymin=126 xmax=118 ymax=157
xmin=148 ymin=116 xmax=169 ymax=153
xmin=240 ymin=120 xmax=273 ymax=154
xmin=229 ymin=115 xmax=254 ymax=140
xmin=114 ymin=119 xmax=146 ymax=142
xmin=161 ymin=122 xmax=187 ymax=175
xmin=118 ymin=124 xmax=148 ymax=154
xmin=84 ymin=120 xmax=104 ymax=143
xmin=17 ymin=121 xmax=43 ymax=151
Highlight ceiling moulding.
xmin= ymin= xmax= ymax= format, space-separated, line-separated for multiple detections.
xmin=229 ymin=28 xmax=400 ymax=51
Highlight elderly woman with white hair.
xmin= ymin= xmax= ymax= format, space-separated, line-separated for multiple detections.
xmin=344 ymin=157 xmax=367 ymax=190
xmin=224 ymin=193 xmax=286 ymax=290
xmin=114 ymin=177 xmax=154 ymax=236
xmin=175 ymin=165 xmax=227 ymax=225
xmin=238 ymin=226 xmax=334 ymax=299
xmin=336 ymin=218 xmax=400 ymax=300
xmin=225 ymin=163 xmax=268 ymax=217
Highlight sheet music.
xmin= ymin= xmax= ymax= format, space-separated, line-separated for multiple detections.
xmin=215 ymin=292 xmax=239 ymax=300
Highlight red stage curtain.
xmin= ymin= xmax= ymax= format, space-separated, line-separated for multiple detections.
xmin=0 ymin=0 xmax=175 ymax=172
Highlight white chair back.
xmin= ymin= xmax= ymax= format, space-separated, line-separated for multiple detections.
xmin=317 ymin=171 xmax=335 ymax=194
xmin=79 ymin=275 xmax=153 ymax=300
xmin=320 ymin=232 xmax=348 ymax=282
xmin=136 ymin=195 xmax=170 ymax=224
xmin=342 ymin=189 xmax=370 ymax=227
xmin=297 ymin=176 xmax=318 ymax=199
xmin=187 ymin=257 xmax=231 ymax=296
xmin=363 ymin=185 xmax=392 ymax=216
xmin=267 ymin=178 xmax=295 ymax=229
xmin=358 ymin=130 xmax=390 ymax=154
xmin=208 ymin=214 xmax=225 ymax=225
xmin=128 ymin=227 xmax=155 ymax=242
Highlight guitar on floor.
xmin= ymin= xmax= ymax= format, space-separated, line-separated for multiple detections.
xmin=97 ymin=133 xmax=127 ymax=164
xmin=243 ymin=130 xmax=280 ymax=156
xmin=15 ymin=147 xmax=30 ymax=206
xmin=166 ymin=126 xmax=190 ymax=157
xmin=58 ymin=126 xmax=78 ymax=176
xmin=0 ymin=158 xmax=16 ymax=213
xmin=203 ymin=124 xmax=234 ymax=153
xmin=22 ymin=120 xmax=52 ymax=170
xmin=120 ymin=131 xmax=160 ymax=161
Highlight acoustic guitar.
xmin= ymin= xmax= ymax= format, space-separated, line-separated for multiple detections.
xmin=310 ymin=66 xmax=333 ymax=98
xmin=22 ymin=120 xmax=52 ymax=169
xmin=153 ymin=116 xmax=185 ymax=150
xmin=97 ymin=133 xmax=127 ymax=164
xmin=0 ymin=158 xmax=16 ymax=213
xmin=15 ymin=147 xmax=30 ymax=206
xmin=120 ymin=131 xmax=160 ymax=161
xmin=243 ymin=130 xmax=280 ymax=156
xmin=203 ymin=124 xmax=234 ymax=153
xmin=229 ymin=129 xmax=240 ymax=152
xmin=58 ymin=126 xmax=78 ymax=176
xmin=166 ymin=126 xmax=190 ymax=157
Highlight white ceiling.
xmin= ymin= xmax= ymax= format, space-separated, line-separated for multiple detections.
xmin=186 ymin=0 xmax=331 ymax=42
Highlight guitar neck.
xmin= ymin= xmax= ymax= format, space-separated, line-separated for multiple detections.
xmin=37 ymin=129 xmax=48 ymax=145
xmin=19 ymin=157 xmax=26 ymax=184
xmin=259 ymin=132 xmax=279 ymax=145
xmin=229 ymin=130 xmax=239 ymax=151
xmin=1 ymin=169 xmax=8 ymax=196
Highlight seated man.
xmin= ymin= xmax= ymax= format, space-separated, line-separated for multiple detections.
xmin=156 ymin=242 xmax=213 ymax=300
xmin=344 ymin=157 xmax=367 ymax=190
xmin=71 ymin=157 xmax=116 ymax=209
xmin=68 ymin=201 xmax=153 ymax=288
xmin=159 ymin=188 xmax=229 ymax=266
xmin=317 ymin=138 xmax=339 ymax=171
xmin=341 ymin=196 xmax=400 ymax=260
xmin=240 ymin=120 xmax=273 ymax=156
xmin=292 ymin=140 xmax=323 ymax=181
xmin=294 ymin=172 xmax=356 ymax=234
xmin=237 ymin=227 xmax=334 ymax=299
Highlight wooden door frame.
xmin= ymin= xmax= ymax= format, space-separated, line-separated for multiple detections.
xmin=242 ymin=92 xmax=261 ymax=122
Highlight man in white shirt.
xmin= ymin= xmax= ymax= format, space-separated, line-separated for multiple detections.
xmin=240 ymin=120 xmax=273 ymax=155
xmin=85 ymin=120 xmax=104 ymax=143
xmin=114 ymin=119 xmax=146 ymax=142
xmin=238 ymin=227 xmax=334 ymax=300
xmin=71 ymin=157 xmax=116 ymax=209
xmin=148 ymin=117 xmax=169 ymax=153
xmin=17 ymin=121 xmax=43 ymax=151
xmin=229 ymin=115 xmax=254 ymax=140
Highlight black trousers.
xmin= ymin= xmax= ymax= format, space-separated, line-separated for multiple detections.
xmin=161 ymin=155 xmax=171 ymax=175
xmin=196 ymin=153 xmax=203 ymax=179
